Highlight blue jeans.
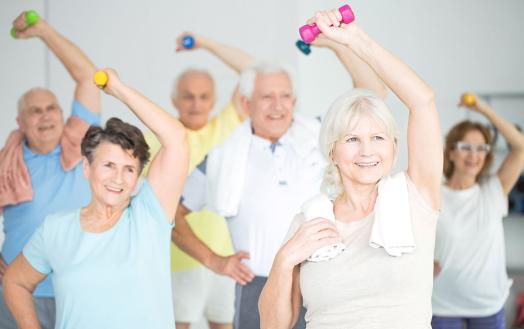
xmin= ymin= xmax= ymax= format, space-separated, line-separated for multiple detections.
xmin=432 ymin=307 xmax=505 ymax=329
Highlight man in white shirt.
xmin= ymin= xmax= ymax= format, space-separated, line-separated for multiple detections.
xmin=172 ymin=45 xmax=387 ymax=329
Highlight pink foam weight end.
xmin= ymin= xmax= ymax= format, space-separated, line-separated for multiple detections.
xmin=299 ymin=24 xmax=320 ymax=44
xmin=298 ymin=4 xmax=355 ymax=43
xmin=339 ymin=4 xmax=355 ymax=24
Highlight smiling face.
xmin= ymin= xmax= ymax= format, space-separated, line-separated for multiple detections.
xmin=17 ymin=89 xmax=64 ymax=153
xmin=332 ymin=114 xmax=396 ymax=187
xmin=83 ymin=142 xmax=141 ymax=208
xmin=173 ymin=72 xmax=215 ymax=131
xmin=243 ymin=72 xmax=295 ymax=143
xmin=448 ymin=129 xmax=489 ymax=180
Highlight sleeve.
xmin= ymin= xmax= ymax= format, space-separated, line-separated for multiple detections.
xmin=70 ymin=100 xmax=101 ymax=126
xmin=483 ymin=175 xmax=509 ymax=217
xmin=22 ymin=221 xmax=52 ymax=275
xmin=209 ymin=102 xmax=242 ymax=135
xmin=282 ymin=213 xmax=306 ymax=246
xmin=131 ymin=178 xmax=172 ymax=228
xmin=60 ymin=100 xmax=102 ymax=171
xmin=181 ymin=160 xmax=207 ymax=212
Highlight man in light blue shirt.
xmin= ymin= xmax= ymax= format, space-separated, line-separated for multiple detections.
xmin=0 ymin=11 xmax=101 ymax=329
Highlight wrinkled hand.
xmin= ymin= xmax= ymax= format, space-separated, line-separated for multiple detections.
xmin=277 ymin=218 xmax=342 ymax=269
xmin=175 ymin=32 xmax=200 ymax=52
xmin=0 ymin=254 xmax=8 ymax=281
xmin=310 ymin=34 xmax=344 ymax=49
xmin=306 ymin=9 xmax=355 ymax=46
xmin=95 ymin=68 xmax=124 ymax=98
xmin=433 ymin=260 xmax=441 ymax=277
xmin=11 ymin=11 xmax=44 ymax=39
xmin=210 ymin=251 xmax=254 ymax=285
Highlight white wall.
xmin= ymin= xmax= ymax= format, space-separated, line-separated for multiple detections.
xmin=1 ymin=0 xmax=524 ymax=327
xmin=3 ymin=0 xmax=524 ymax=168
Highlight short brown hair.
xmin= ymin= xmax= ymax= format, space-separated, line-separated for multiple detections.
xmin=81 ymin=117 xmax=150 ymax=172
xmin=443 ymin=120 xmax=493 ymax=181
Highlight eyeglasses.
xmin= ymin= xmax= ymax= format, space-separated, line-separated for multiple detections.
xmin=455 ymin=141 xmax=491 ymax=153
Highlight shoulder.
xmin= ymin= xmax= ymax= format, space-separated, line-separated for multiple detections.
xmin=283 ymin=213 xmax=307 ymax=244
xmin=402 ymin=172 xmax=440 ymax=218
xmin=39 ymin=209 xmax=79 ymax=236
xmin=293 ymin=113 xmax=321 ymax=132
xmin=479 ymin=174 xmax=503 ymax=191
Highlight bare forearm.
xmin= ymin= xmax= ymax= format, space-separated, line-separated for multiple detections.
xmin=4 ymin=284 xmax=41 ymax=329
xmin=113 ymin=82 xmax=185 ymax=146
xmin=482 ymin=106 xmax=524 ymax=152
xmin=199 ymin=37 xmax=254 ymax=74
xmin=35 ymin=21 xmax=95 ymax=83
xmin=172 ymin=223 xmax=218 ymax=269
xmin=333 ymin=45 xmax=387 ymax=99
xmin=345 ymin=25 xmax=433 ymax=110
xmin=259 ymin=258 xmax=297 ymax=329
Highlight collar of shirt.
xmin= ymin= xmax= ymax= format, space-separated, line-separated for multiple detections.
xmin=23 ymin=140 xmax=61 ymax=160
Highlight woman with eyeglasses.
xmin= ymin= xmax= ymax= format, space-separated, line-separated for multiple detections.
xmin=432 ymin=93 xmax=524 ymax=329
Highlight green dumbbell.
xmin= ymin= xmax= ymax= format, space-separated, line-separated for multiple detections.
xmin=10 ymin=10 xmax=40 ymax=38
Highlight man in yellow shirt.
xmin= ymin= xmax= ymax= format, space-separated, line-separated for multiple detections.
xmin=144 ymin=33 xmax=252 ymax=329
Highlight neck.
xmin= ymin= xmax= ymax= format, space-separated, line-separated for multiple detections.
xmin=251 ymin=126 xmax=282 ymax=144
xmin=336 ymin=181 xmax=378 ymax=221
xmin=83 ymin=197 xmax=130 ymax=223
xmin=26 ymin=139 xmax=59 ymax=154
xmin=181 ymin=118 xmax=208 ymax=131
xmin=446 ymin=173 xmax=477 ymax=189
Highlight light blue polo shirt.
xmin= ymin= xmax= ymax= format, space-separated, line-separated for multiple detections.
xmin=23 ymin=180 xmax=176 ymax=329
xmin=1 ymin=100 xmax=99 ymax=297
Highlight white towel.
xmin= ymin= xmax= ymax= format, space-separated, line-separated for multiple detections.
xmin=369 ymin=172 xmax=415 ymax=257
xmin=301 ymin=194 xmax=346 ymax=262
xmin=206 ymin=114 xmax=320 ymax=218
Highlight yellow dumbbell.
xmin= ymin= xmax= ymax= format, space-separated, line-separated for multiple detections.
xmin=462 ymin=92 xmax=476 ymax=107
xmin=93 ymin=71 xmax=108 ymax=87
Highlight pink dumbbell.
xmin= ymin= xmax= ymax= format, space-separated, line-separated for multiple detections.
xmin=299 ymin=4 xmax=355 ymax=44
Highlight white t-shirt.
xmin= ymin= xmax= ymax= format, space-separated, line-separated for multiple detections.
xmin=432 ymin=175 xmax=512 ymax=316
xmin=182 ymin=127 xmax=326 ymax=277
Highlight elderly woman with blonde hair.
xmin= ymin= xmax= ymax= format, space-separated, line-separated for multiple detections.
xmin=259 ymin=6 xmax=442 ymax=329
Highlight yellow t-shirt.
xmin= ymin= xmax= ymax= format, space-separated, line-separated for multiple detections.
xmin=143 ymin=102 xmax=242 ymax=272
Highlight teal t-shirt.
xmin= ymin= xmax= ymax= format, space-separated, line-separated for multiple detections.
xmin=23 ymin=179 xmax=175 ymax=329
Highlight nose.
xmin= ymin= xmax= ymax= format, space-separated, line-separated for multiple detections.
xmin=272 ymin=94 xmax=286 ymax=113
xmin=359 ymin=140 xmax=374 ymax=157
xmin=113 ymin=168 xmax=124 ymax=184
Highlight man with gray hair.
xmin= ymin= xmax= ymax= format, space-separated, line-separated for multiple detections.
xmin=0 ymin=11 xmax=100 ymax=329
xmin=143 ymin=33 xmax=252 ymax=329
xmin=172 ymin=35 xmax=387 ymax=328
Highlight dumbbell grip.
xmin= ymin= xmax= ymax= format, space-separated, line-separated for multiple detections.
xmin=299 ymin=4 xmax=355 ymax=44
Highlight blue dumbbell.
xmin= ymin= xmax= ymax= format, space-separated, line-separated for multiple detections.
xmin=296 ymin=40 xmax=311 ymax=55
xmin=181 ymin=35 xmax=195 ymax=49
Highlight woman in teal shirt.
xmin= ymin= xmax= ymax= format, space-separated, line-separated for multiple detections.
xmin=3 ymin=69 xmax=189 ymax=329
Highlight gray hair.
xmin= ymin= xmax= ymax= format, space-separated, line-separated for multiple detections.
xmin=17 ymin=87 xmax=55 ymax=115
xmin=319 ymin=89 xmax=399 ymax=198
xmin=170 ymin=69 xmax=214 ymax=100
xmin=238 ymin=62 xmax=297 ymax=100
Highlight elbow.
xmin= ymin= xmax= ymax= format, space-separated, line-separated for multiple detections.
xmin=421 ymin=88 xmax=436 ymax=108
xmin=2 ymin=266 xmax=14 ymax=288
xmin=74 ymin=66 xmax=97 ymax=85
xmin=411 ymin=87 xmax=435 ymax=111
xmin=171 ymin=226 xmax=183 ymax=246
